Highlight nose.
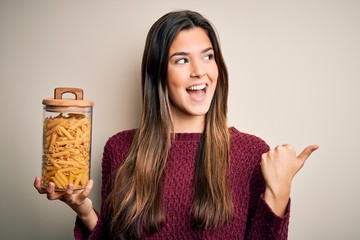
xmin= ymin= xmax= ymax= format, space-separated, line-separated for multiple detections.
xmin=190 ymin=60 xmax=206 ymax=78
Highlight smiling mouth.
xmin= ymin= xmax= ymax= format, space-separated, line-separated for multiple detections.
xmin=186 ymin=83 xmax=207 ymax=91
xmin=186 ymin=83 xmax=207 ymax=98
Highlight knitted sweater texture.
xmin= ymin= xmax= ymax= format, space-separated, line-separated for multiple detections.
xmin=74 ymin=127 xmax=290 ymax=239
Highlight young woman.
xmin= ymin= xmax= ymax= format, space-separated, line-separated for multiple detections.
xmin=34 ymin=10 xmax=318 ymax=239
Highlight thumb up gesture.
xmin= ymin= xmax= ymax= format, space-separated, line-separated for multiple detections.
xmin=261 ymin=144 xmax=319 ymax=216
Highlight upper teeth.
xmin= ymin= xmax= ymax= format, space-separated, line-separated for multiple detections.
xmin=188 ymin=84 xmax=206 ymax=90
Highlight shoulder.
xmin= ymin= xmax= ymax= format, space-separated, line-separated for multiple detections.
xmin=103 ymin=128 xmax=136 ymax=159
xmin=102 ymin=129 xmax=136 ymax=172
xmin=228 ymin=127 xmax=269 ymax=180
xmin=229 ymin=127 xmax=269 ymax=153
xmin=104 ymin=129 xmax=136 ymax=149
xmin=229 ymin=127 xmax=270 ymax=163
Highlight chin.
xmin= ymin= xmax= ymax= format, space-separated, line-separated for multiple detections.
xmin=190 ymin=108 xmax=210 ymax=116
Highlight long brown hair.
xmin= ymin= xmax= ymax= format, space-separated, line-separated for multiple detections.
xmin=104 ymin=10 xmax=232 ymax=239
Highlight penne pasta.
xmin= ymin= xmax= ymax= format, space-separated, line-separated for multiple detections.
xmin=74 ymin=173 xmax=83 ymax=188
xmin=55 ymin=173 xmax=67 ymax=188
xmin=42 ymin=113 xmax=91 ymax=190
xmin=47 ymin=117 xmax=63 ymax=129
xmin=51 ymin=176 xmax=63 ymax=189
xmin=51 ymin=150 xmax=70 ymax=158
xmin=58 ymin=126 xmax=75 ymax=140
xmin=69 ymin=117 xmax=87 ymax=130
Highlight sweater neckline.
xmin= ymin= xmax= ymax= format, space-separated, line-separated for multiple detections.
xmin=172 ymin=132 xmax=202 ymax=141
xmin=171 ymin=127 xmax=236 ymax=142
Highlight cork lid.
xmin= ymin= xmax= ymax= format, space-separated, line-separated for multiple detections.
xmin=42 ymin=87 xmax=94 ymax=108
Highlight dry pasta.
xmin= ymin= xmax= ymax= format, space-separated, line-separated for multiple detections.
xmin=42 ymin=113 xmax=91 ymax=190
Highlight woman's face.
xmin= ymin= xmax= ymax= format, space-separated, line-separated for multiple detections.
xmin=167 ymin=27 xmax=218 ymax=127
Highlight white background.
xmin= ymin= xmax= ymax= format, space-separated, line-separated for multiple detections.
xmin=0 ymin=0 xmax=359 ymax=239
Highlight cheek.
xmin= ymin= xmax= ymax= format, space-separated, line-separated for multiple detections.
xmin=208 ymin=69 xmax=219 ymax=95
xmin=208 ymin=64 xmax=219 ymax=84
xmin=167 ymin=68 xmax=187 ymax=88
xmin=166 ymin=72 xmax=182 ymax=101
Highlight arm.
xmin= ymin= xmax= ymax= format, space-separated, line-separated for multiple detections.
xmin=261 ymin=144 xmax=319 ymax=216
xmin=245 ymin=144 xmax=318 ymax=239
xmin=33 ymin=177 xmax=98 ymax=231
xmin=245 ymin=162 xmax=290 ymax=240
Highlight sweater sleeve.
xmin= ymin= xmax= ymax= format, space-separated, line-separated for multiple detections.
xmin=245 ymin=146 xmax=290 ymax=240
xmin=74 ymin=211 xmax=106 ymax=240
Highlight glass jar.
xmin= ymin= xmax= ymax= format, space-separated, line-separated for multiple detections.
xmin=42 ymin=88 xmax=94 ymax=191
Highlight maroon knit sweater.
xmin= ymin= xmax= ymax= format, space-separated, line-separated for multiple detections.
xmin=74 ymin=127 xmax=290 ymax=239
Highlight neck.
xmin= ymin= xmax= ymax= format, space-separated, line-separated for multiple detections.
xmin=171 ymin=112 xmax=205 ymax=133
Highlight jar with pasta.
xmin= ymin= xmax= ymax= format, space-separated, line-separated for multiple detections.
xmin=42 ymin=87 xmax=94 ymax=191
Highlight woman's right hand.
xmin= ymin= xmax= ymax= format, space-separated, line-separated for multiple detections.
xmin=34 ymin=177 xmax=98 ymax=231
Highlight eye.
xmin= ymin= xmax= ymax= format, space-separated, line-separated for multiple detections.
xmin=204 ymin=53 xmax=214 ymax=61
xmin=175 ymin=58 xmax=188 ymax=64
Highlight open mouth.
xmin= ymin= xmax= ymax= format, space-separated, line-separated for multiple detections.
xmin=186 ymin=83 xmax=207 ymax=98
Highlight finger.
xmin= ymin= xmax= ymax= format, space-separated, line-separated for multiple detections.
xmin=274 ymin=144 xmax=282 ymax=151
xmin=63 ymin=183 xmax=75 ymax=202
xmin=297 ymin=145 xmax=319 ymax=162
xmin=275 ymin=144 xmax=295 ymax=151
xmin=46 ymin=182 xmax=57 ymax=200
xmin=282 ymin=144 xmax=295 ymax=151
xmin=81 ymin=179 xmax=94 ymax=198
xmin=34 ymin=177 xmax=46 ymax=194
xmin=76 ymin=179 xmax=94 ymax=203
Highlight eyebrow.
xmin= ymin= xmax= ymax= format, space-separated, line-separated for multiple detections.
xmin=169 ymin=47 xmax=213 ymax=59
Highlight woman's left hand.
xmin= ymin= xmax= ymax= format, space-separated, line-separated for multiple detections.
xmin=261 ymin=144 xmax=319 ymax=216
